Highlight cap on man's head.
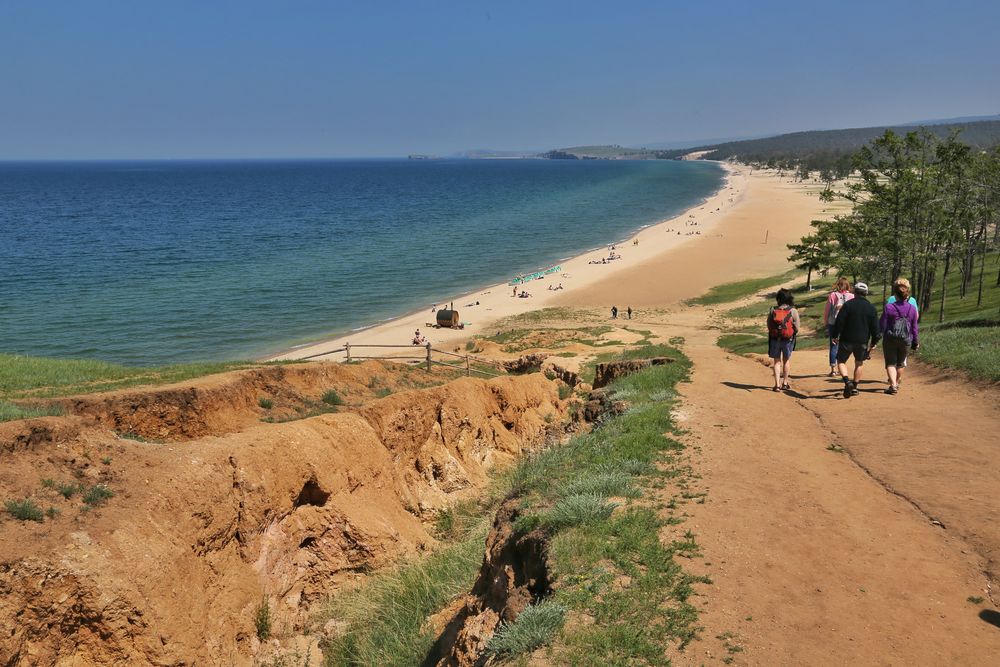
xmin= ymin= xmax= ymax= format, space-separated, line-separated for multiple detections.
xmin=854 ymin=282 xmax=869 ymax=294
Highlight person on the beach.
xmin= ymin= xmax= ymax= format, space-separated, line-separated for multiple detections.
xmin=611 ymin=305 xmax=618 ymax=319
xmin=823 ymin=277 xmax=854 ymax=376
xmin=513 ymin=286 xmax=517 ymax=297
xmin=766 ymin=288 xmax=800 ymax=392
xmin=413 ymin=329 xmax=424 ymax=345
xmin=879 ymin=278 xmax=919 ymax=395
xmin=627 ymin=306 xmax=632 ymax=319
xmin=832 ymin=282 xmax=880 ymax=398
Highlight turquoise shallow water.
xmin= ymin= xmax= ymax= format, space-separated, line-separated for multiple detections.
xmin=0 ymin=159 xmax=723 ymax=365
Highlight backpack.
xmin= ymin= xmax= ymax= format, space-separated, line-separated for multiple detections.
xmin=831 ymin=291 xmax=848 ymax=321
xmin=768 ymin=307 xmax=796 ymax=340
xmin=885 ymin=302 xmax=913 ymax=345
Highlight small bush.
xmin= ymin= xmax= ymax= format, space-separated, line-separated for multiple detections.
xmin=255 ymin=596 xmax=272 ymax=640
xmin=101 ymin=456 xmax=112 ymax=465
xmin=57 ymin=482 xmax=81 ymax=499
xmin=374 ymin=387 xmax=392 ymax=398
xmin=258 ymin=397 xmax=274 ymax=410
xmin=45 ymin=507 xmax=60 ymax=519
xmin=557 ymin=384 xmax=572 ymax=400
xmin=321 ymin=390 xmax=344 ymax=406
xmin=82 ymin=484 xmax=115 ymax=507
xmin=486 ymin=601 xmax=567 ymax=657
xmin=542 ymin=494 xmax=618 ymax=529
xmin=40 ymin=478 xmax=56 ymax=489
xmin=5 ymin=498 xmax=45 ymax=522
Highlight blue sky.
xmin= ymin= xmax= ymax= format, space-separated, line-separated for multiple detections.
xmin=2 ymin=0 xmax=998 ymax=158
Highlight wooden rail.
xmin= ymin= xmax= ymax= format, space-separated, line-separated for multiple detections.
xmin=293 ymin=342 xmax=506 ymax=378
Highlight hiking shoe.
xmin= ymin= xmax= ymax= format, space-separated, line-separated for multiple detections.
xmin=843 ymin=382 xmax=853 ymax=399
xmin=884 ymin=385 xmax=898 ymax=395
xmin=850 ymin=384 xmax=860 ymax=397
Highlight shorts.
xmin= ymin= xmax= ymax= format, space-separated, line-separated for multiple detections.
xmin=768 ymin=337 xmax=794 ymax=360
xmin=836 ymin=341 xmax=869 ymax=364
xmin=882 ymin=338 xmax=910 ymax=368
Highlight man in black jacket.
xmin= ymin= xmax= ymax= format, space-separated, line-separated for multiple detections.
xmin=832 ymin=282 xmax=880 ymax=398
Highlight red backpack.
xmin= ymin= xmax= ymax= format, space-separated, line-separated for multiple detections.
xmin=768 ymin=307 xmax=796 ymax=340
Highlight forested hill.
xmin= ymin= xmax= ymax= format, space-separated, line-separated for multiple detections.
xmin=659 ymin=119 xmax=1000 ymax=174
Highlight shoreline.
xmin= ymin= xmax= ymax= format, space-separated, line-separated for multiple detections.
xmin=266 ymin=161 xmax=750 ymax=362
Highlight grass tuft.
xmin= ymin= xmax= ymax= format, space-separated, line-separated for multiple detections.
xmin=82 ymin=484 xmax=115 ymax=507
xmin=486 ymin=600 xmax=567 ymax=657
xmin=5 ymin=497 xmax=45 ymax=522
xmin=322 ymin=389 xmax=344 ymax=406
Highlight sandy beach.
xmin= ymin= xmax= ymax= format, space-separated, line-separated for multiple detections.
xmin=268 ymin=164 xmax=829 ymax=362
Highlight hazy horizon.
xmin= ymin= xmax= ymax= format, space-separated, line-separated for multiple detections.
xmin=2 ymin=1 xmax=999 ymax=160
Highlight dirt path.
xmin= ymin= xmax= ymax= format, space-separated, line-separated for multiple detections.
xmin=646 ymin=309 xmax=1000 ymax=664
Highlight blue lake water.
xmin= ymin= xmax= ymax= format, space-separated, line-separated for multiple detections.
xmin=0 ymin=159 xmax=724 ymax=365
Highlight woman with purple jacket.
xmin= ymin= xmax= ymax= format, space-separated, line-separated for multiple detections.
xmin=879 ymin=278 xmax=920 ymax=395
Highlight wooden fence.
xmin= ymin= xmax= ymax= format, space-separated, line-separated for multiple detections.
xmin=295 ymin=342 xmax=506 ymax=378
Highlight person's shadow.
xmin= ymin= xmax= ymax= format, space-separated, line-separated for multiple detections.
xmin=980 ymin=609 xmax=1000 ymax=630
xmin=722 ymin=381 xmax=773 ymax=392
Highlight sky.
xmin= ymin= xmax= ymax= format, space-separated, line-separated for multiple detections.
xmin=2 ymin=0 xmax=999 ymax=159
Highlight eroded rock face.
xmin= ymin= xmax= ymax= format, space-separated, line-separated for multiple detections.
xmin=591 ymin=356 xmax=676 ymax=389
xmin=501 ymin=354 xmax=549 ymax=375
xmin=424 ymin=498 xmax=550 ymax=667
xmin=0 ymin=372 xmax=565 ymax=666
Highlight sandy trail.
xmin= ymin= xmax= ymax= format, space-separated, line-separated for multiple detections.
xmin=645 ymin=308 xmax=1000 ymax=664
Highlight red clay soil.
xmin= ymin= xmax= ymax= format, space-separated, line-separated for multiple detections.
xmin=658 ymin=311 xmax=1000 ymax=664
xmin=0 ymin=363 xmax=567 ymax=665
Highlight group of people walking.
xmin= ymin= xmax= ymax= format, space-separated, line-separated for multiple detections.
xmin=766 ymin=277 xmax=919 ymax=397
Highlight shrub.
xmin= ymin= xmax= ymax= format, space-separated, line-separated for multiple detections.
xmin=486 ymin=601 xmax=567 ymax=657
xmin=557 ymin=384 xmax=572 ymax=400
xmin=45 ymin=507 xmax=60 ymax=519
xmin=321 ymin=390 xmax=344 ymax=406
xmin=57 ymin=482 xmax=81 ymax=499
xmin=5 ymin=498 xmax=45 ymax=522
xmin=258 ymin=397 xmax=274 ymax=410
xmin=82 ymin=484 xmax=115 ymax=507
xmin=255 ymin=596 xmax=272 ymax=640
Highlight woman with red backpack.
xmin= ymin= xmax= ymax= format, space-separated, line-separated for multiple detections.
xmin=767 ymin=288 xmax=800 ymax=392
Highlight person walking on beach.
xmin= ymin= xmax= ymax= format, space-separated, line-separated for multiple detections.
xmin=832 ymin=282 xmax=880 ymax=398
xmin=611 ymin=305 xmax=618 ymax=319
xmin=823 ymin=277 xmax=854 ymax=376
xmin=879 ymin=278 xmax=919 ymax=394
xmin=766 ymin=288 xmax=800 ymax=392
xmin=627 ymin=306 xmax=632 ymax=320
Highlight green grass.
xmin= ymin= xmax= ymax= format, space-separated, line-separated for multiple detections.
xmin=918 ymin=326 xmax=1000 ymax=382
xmin=0 ymin=399 xmax=63 ymax=423
xmin=321 ymin=389 xmax=345 ymax=406
xmin=318 ymin=520 xmax=490 ymax=666
xmin=82 ymin=484 xmax=115 ymax=507
xmin=255 ymin=597 xmax=273 ymax=640
xmin=687 ymin=269 xmax=799 ymax=306
xmin=317 ymin=344 xmax=699 ymax=666
xmin=0 ymin=354 xmax=255 ymax=399
xmin=486 ymin=601 xmax=568 ymax=658
xmin=258 ymin=397 xmax=274 ymax=410
xmin=5 ymin=497 xmax=45 ymax=522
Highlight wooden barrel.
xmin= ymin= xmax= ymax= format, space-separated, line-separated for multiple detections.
xmin=436 ymin=309 xmax=460 ymax=327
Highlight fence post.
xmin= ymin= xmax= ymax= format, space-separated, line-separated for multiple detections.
xmin=465 ymin=355 xmax=470 ymax=376
xmin=425 ymin=342 xmax=432 ymax=372
xmin=345 ymin=343 xmax=351 ymax=363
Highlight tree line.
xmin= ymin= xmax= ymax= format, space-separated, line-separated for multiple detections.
xmin=787 ymin=129 xmax=1000 ymax=321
